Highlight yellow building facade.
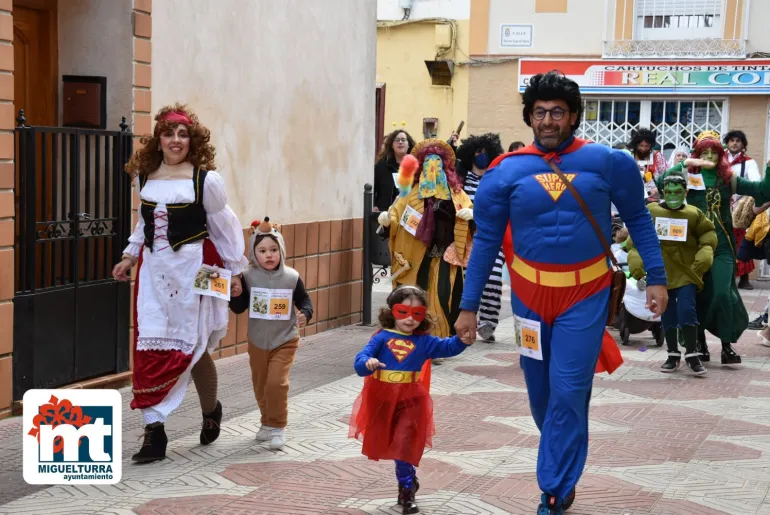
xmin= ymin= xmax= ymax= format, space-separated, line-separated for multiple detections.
xmin=376 ymin=0 xmax=471 ymax=146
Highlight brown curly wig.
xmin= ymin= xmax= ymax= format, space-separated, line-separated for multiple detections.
xmin=125 ymin=103 xmax=217 ymax=176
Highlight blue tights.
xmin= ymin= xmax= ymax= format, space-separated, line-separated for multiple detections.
xmin=395 ymin=460 xmax=416 ymax=488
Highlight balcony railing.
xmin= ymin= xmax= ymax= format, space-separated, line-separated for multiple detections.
xmin=603 ymin=0 xmax=749 ymax=58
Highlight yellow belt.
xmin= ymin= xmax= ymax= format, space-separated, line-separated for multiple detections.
xmin=373 ymin=369 xmax=421 ymax=384
xmin=511 ymin=255 xmax=608 ymax=288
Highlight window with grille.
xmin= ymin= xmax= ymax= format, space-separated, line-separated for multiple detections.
xmin=635 ymin=0 xmax=723 ymax=40
xmin=576 ymin=99 xmax=726 ymax=157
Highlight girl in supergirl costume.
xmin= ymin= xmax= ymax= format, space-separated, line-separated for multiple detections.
xmin=349 ymin=286 xmax=474 ymax=514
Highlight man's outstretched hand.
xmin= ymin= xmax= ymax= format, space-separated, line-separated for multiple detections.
xmin=645 ymin=284 xmax=668 ymax=318
xmin=454 ymin=310 xmax=477 ymax=345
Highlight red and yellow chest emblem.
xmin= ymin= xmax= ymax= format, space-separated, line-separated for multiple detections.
xmin=534 ymin=173 xmax=577 ymax=202
xmin=386 ymin=338 xmax=416 ymax=362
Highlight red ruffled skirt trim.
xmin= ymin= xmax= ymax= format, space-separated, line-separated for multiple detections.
xmin=734 ymin=228 xmax=755 ymax=275
xmin=130 ymin=239 xmax=223 ymax=410
xmin=349 ymin=361 xmax=434 ymax=466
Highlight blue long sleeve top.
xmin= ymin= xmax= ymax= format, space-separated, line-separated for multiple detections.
xmin=353 ymin=330 xmax=468 ymax=377
xmin=460 ymin=137 xmax=667 ymax=312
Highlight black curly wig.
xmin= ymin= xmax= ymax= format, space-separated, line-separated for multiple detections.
xmin=456 ymin=133 xmax=504 ymax=171
xmin=723 ymin=130 xmax=748 ymax=149
xmin=629 ymin=128 xmax=657 ymax=151
xmin=522 ymin=71 xmax=583 ymax=132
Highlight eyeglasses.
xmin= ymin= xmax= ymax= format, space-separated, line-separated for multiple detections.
xmin=392 ymin=304 xmax=427 ymax=322
xmin=532 ymin=107 xmax=566 ymax=121
xmin=394 ymin=138 xmax=408 ymax=143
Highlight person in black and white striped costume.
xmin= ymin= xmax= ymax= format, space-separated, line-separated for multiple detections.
xmin=456 ymin=133 xmax=506 ymax=342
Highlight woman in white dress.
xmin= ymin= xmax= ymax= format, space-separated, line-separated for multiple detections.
xmin=112 ymin=104 xmax=247 ymax=463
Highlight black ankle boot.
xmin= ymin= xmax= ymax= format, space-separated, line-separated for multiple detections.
xmin=721 ymin=341 xmax=742 ymax=365
xmin=397 ymin=477 xmax=419 ymax=506
xmin=132 ymin=422 xmax=167 ymax=463
xmin=738 ymin=275 xmax=754 ymax=290
xmin=200 ymin=401 xmax=222 ymax=445
xmin=398 ymin=483 xmax=419 ymax=514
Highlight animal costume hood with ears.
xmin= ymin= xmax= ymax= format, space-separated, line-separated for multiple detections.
xmin=248 ymin=217 xmax=287 ymax=272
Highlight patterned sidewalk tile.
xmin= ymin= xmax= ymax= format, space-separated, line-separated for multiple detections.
xmin=5 ymin=287 xmax=770 ymax=513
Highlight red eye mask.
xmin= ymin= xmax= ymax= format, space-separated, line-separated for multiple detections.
xmin=392 ymin=304 xmax=427 ymax=322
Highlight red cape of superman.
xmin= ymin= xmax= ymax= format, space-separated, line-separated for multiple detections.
xmin=490 ymin=140 xmax=624 ymax=375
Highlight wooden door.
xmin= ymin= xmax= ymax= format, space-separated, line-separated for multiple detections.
xmin=13 ymin=1 xmax=58 ymax=290
xmin=13 ymin=3 xmax=57 ymax=127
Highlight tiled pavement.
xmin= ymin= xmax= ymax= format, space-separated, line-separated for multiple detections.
xmin=2 ymin=282 xmax=770 ymax=514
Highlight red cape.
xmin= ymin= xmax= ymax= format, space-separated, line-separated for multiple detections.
xmin=488 ymin=138 xmax=590 ymax=170
xmin=495 ymin=140 xmax=623 ymax=374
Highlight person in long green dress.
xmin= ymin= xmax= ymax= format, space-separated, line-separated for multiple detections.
xmin=660 ymin=130 xmax=770 ymax=364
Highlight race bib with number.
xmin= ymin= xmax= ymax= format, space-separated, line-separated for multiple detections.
xmin=250 ymin=288 xmax=293 ymax=320
xmin=687 ymin=173 xmax=706 ymax=190
xmin=400 ymin=205 xmax=423 ymax=236
xmin=655 ymin=217 xmax=688 ymax=242
xmin=192 ymin=265 xmax=231 ymax=301
xmin=514 ymin=315 xmax=543 ymax=361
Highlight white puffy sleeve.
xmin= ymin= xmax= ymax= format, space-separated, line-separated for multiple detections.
xmin=203 ymin=171 xmax=248 ymax=275
xmin=746 ymin=159 xmax=761 ymax=182
xmin=123 ymin=177 xmax=145 ymax=258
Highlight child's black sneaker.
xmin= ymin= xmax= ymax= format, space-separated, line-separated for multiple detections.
xmin=660 ymin=353 xmax=681 ymax=373
xmin=685 ymin=354 xmax=707 ymax=376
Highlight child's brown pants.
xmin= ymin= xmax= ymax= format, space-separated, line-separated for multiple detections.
xmin=247 ymin=338 xmax=299 ymax=428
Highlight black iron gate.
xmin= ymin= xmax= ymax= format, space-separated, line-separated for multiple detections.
xmin=362 ymin=183 xmax=391 ymax=325
xmin=12 ymin=111 xmax=133 ymax=400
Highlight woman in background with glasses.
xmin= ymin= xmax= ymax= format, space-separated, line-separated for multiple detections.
xmin=373 ymin=130 xmax=416 ymax=212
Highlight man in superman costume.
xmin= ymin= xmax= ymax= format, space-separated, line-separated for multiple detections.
xmin=455 ymin=72 xmax=668 ymax=515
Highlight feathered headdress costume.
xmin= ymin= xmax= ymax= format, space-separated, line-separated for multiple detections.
xmin=396 ymin=138 xmax=461 ymax=197
xmin=397 ymin=155 xmax=419 ymax=197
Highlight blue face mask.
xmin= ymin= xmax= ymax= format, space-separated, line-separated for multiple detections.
xmin=474 ymin=153 xmax=490 ymax=170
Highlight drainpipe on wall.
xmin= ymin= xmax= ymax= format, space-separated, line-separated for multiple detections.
xmin=742 ymin=0 xmax=751 ymax=56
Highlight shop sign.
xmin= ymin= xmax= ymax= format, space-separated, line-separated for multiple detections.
xmin=518 ymin=59 xmax=770 ymax=94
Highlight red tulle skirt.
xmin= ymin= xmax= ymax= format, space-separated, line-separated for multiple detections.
xmin=349 ymin=361 xmax=434 ymax=466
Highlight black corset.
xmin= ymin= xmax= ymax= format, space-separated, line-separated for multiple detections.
xmin=139 ymin=168 xmax=209 ymax=252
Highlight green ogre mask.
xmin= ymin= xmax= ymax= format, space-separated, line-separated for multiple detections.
xmin=662 ymin=178 xmax=687 ymax=210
